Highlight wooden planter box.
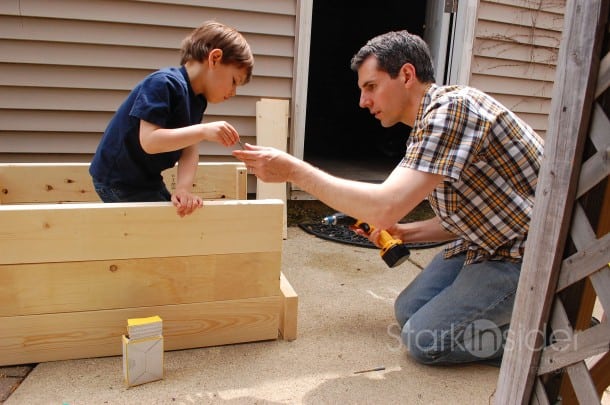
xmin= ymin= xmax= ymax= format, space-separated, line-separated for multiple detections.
xmin=0 ymin=162 xmax=297 ymax=366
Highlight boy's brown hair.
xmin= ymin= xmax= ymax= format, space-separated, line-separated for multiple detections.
xmin=180 ymin=20 xmax=254 ymax=83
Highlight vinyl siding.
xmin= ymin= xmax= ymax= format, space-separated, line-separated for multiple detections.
xmin=469 ymin=0 xmax=566 ymax=137
xmin=0 ymin=0 xmax=295 ymax=161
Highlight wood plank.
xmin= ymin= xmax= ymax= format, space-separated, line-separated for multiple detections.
xmin=569 ymin=203 xmax=596 ymax=249
xmin=589 ymin=351 xmax=610 ymax=397
xmin=576 ymin=149 xmax=610 ymax=198
xmin=0 ymin=200 xmax=284 ymax=265
xmin=255 ymin=98 xmax=289 ymax=238
xmin=538 ymin=322 xmax=610 ymax=374
xmin=0 ymin=252 xmax=280 ymax=317
xmin=531 ymin=379 xmax=551 ymax=405
xmin=0 ymin=296 xmax=280 ymax=366
xmin=279 ymin=272 xmax=298 ymax=341
xmin=494 ymin=1 xmax=608 ymax=402
xmin=588 ymin=104 xmax=610 ymax=151
xmin=590 ymin=267 xmax=610 ymax=316
xmin=557 ymin=234 xmax=610 ymax=291
xmin=595 ymin=51 xmax=610 ymax=98
xmin=565 ymin=361 xmax=601 ymax=404
xmin=0 ymin=162 xmax=246 ymax=203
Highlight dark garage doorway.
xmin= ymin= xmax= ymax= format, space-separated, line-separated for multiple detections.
xmin=303 ymin=1 xmax=428 ymax=182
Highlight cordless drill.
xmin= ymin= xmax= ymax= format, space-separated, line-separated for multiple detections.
xmin=321 ymin=213 xmax=410 ymax=268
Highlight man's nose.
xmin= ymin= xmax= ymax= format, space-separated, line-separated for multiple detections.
xmin=359 ymin=93 xmax=370 ymax=109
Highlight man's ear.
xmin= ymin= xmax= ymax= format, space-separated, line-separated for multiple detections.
xmin=208 ymin=49 xmax=223 ymax=66
xmin=401 ymin=63 xmax=416 ymax=86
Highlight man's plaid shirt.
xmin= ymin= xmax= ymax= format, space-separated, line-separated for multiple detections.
xmin=400 ymin=84 xmax=543 ymax=264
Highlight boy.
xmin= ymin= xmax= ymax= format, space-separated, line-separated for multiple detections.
xmin=90 ymin=21 xmax=253 ymax=217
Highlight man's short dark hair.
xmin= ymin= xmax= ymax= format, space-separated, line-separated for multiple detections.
xmin=350 ymin=30 xmax=436 ymax=83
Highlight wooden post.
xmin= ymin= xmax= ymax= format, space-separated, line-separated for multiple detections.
xmin=256 ymin=98 xmax=290 ymax=239
xmin=494 ymin=0 xmax=608 ymax=403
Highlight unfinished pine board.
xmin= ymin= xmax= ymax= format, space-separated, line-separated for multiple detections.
xmin=0 ymin=200 xmax=283 ymax=265
xmin=0 ymin=296 xmax=280 ymax=366
xmin=256 ymin=98 xmax=289 ymax=238
xmin=279 ymin=272 xmax=298 ymax=341
xmin=0 ymin=162 xmax=246 ymax=203
xmin=0 ymin=252 xmax=281 ymax=317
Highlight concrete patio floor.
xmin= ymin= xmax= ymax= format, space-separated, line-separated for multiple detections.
xmin=11 ymin=225 xmax=603 ymax=404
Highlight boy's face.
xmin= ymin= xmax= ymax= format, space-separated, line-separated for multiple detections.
xmin=201 ymin=62 xmax=249 ymax=104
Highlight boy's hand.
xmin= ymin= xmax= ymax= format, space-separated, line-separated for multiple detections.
xmin=202 ymin=121 xmax=240 ymax=147
xmin=171 ymin=189 xmax=203 ymax=217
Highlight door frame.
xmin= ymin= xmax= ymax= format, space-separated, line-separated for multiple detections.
xmin=289 ymin=0 xmax=478 ymax=173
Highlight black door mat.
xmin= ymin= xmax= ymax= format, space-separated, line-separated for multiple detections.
xmin=298 ymin=222 xmax=449 ymax=250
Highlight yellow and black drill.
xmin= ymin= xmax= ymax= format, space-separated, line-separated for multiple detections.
xmin=321 ymin=213 xmax=410 ymax=268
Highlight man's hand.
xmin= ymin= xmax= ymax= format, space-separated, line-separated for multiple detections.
xmin=171 ymin=189 xmax=203 ymax=217
xmin=232 ymin=144 xmax=298 ymax=182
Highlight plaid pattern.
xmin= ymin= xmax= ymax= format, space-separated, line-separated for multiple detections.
xmin=400 ymin=84 xmax=543 ymax=264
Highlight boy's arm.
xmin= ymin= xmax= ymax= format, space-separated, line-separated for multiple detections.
xmin=172 ymin=144 xmax=203 ymax=217
xmin=139 ymin=120 xmax=239 ymax=154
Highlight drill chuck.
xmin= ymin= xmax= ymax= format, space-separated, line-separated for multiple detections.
xmin=321 ymin=213 xmax=409 ymax=268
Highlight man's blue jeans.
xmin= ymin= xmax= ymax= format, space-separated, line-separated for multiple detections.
xmin=92 ymin=179 xmax=171 ymax=203
xmin=395 ymin=251 xmax=521 ymax=365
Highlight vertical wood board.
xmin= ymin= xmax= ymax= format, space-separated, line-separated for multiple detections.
xmin=495 ymin=0 xmax=607 ymax=403
xmin=279 ymin=272 xmax=298 ymax=341
xmin=256 ymin=98 xmax=289 ymax=238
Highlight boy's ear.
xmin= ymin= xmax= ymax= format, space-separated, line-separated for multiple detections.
xmin=209 ymin=49 xmax=223 ymax=66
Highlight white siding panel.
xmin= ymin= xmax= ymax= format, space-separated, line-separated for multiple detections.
xmin=1 ymin=40 xmax=292 ymax=77
xmin=0 ymin=110 xmax=255 ymax=136
xmin=0 ymin=0 xmax=297 ymax=161
xmin=0 ymin=16 xmax=295 ymax=57
xmin=133 ymin=0 xmax=296 ymax=15
xmin=0 ymin=0 xmax=295 ymax=36
xmin=473 ymin=38 xmax=559 ymax=65
xmin=477 ymin=1 xmax=565 ymax=31
xmin=492 ymin=94 xmax=551 ymax=115
xmin=471 ymin=56 xmax=556 ymax=82
xmin=470 ymin=74 xmax=554 ymax=99
xmin=468 ymin=0 xmax=566 ymax=138
xmin=0 ymin=64 xmax=152 ymax=90
xmin=483 ymin=0 xmax=565 ymax=14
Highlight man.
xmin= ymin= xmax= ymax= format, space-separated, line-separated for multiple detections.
xmin=233 ymin=30 xmax=543 ymax=365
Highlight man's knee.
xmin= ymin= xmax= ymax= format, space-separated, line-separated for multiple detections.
xmin=401 ymin=320 xmax=446 ymax=365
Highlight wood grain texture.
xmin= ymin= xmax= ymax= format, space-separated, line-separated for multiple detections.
xmin=0 ymin=252 xmax=281 ymax=317
xmin=0 ymin=296 xmax=280 ymax=366
xmin=0 ymin=200 xmax=283 ymax=265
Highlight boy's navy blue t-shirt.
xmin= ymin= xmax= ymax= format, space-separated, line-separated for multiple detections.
xmin=90 ymin=66 xmax=207 ymax=190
